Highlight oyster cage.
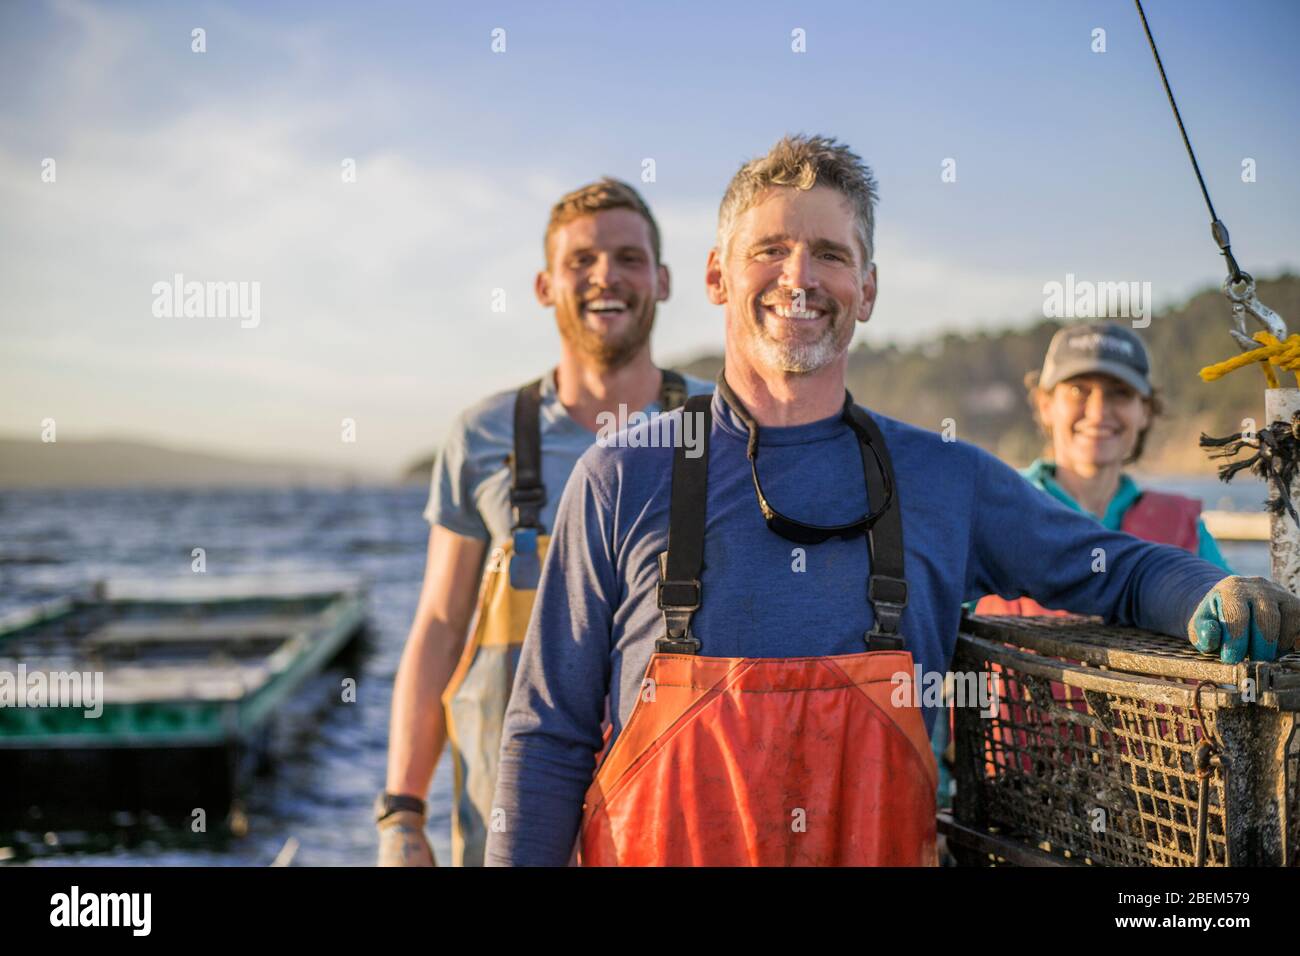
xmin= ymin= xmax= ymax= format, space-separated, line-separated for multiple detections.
xmin=943 ymin=614 xmax=1300 ymax=867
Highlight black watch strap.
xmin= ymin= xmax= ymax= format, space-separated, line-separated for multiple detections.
xmin=374 ymin=792 xmax=426 ymax=822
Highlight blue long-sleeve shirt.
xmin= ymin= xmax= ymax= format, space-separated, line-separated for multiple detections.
xmin=486 ymin=390 xmax=1228 ymax=866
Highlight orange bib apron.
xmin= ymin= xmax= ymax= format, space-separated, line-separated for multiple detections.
xmin=579 ymin=385 xmax=938 ymax=866
xmin=443 ymin=371 xmax=687 ymax=866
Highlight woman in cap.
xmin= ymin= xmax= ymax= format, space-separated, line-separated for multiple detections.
xmin=977 ymin=320 xmax=1231 ymax=618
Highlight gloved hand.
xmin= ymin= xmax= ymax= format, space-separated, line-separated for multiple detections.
xmin=1187 ymin=575 xmax=1300 ymax=664
xmin=377 ymin=809 xmax=437 ymax=867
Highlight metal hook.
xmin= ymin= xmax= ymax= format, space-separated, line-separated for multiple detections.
xmin=1190 ymin=680 xmax=1228 ymax=866
xmin=1225 ymin=273 xmax=1288 ymax=351
xmin=1192 ymin=680 xmax=1218 ymax=742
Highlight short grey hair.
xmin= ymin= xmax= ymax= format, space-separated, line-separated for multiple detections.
xmin=717 ymin=133 xmax=879 ymax=269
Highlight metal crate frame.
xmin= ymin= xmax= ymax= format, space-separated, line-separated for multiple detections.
xmin=949 ymin=615 xmax=1300 ymax=867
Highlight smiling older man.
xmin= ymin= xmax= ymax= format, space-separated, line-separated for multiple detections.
xmin=486 ymin=134 xmax=1300 ymax=867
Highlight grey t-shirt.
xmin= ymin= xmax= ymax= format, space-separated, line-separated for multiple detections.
xmin=424 ymin=369 xmax=713 ymax=542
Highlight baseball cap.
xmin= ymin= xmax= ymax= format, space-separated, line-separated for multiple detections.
xmin=1039 ymin=322 xmax=1152 ymax=397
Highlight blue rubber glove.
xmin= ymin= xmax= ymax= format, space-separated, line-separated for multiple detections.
xmin=1188 ymin=576 xmax=1300 ymax=663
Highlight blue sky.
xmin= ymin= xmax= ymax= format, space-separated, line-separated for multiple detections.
xmin=1 ymin=0 xmax=1297 ymax=474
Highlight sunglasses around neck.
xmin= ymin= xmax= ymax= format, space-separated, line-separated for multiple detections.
xmin=715 ymin=372 xmax=895 ymax=545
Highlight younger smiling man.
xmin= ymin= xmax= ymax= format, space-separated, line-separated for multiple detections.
xmin=378 ymin=179 xmax=709 ymax=866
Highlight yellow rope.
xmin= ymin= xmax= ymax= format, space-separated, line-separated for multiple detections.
xmin=1198 ymin=332 xmax=1300 ymax=388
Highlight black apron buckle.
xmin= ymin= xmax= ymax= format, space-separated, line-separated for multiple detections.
xmin=866 ymin=574 xmax=908 ymax=651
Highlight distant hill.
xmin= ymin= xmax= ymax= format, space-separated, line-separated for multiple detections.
xmin=0 ymin=437 xmax=387 ymax=489
xmin=676 ymin=273 xmax=1300 ymax=476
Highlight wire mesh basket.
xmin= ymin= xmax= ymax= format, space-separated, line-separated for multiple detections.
xmin=944 ymin=614 xmax=1300 ymax=867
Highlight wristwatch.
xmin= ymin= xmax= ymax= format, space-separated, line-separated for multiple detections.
xmin=374 ymin=791 xmax=426 ymax=823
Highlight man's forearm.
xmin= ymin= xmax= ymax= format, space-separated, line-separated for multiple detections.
xmin=973 ymin=450 xmax=1227 ymax=636
xmin=1120 ymin=541 xmax=1224 ymax=638
xmin=385 ymin=619 xmax=464 ymax=797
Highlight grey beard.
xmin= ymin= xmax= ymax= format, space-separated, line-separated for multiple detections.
xmin=751 ymin=314 xmax=852 ymax=374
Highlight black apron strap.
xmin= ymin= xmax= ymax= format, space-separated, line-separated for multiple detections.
xmin=656 ymin=392 xmax=711 ymax=654
xmin=845 ymin=403 xmax=909 ymax=651
xmin=512 ymin=371 xmax=686 ymax=541
xmin=658 ymin=369 xmax=687 ymax=412
xmin=512 ymin=369 xmax=685 ymax=536
xmin=510 ymin=378 xmax=546 ymax=535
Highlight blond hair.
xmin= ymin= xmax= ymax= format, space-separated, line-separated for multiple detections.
xmin=717 ymin=134 xmax=879 ymax=268
xmin=544 ymin=177 xmax=661 ymax=268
